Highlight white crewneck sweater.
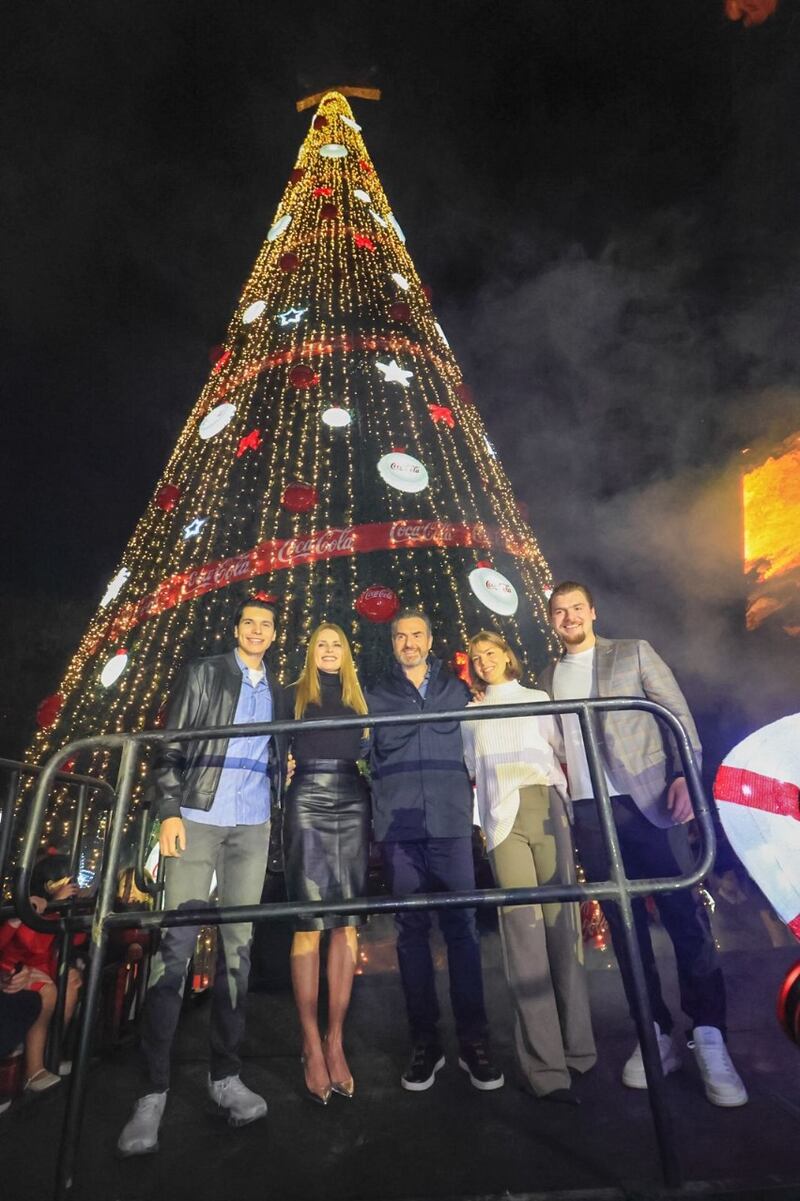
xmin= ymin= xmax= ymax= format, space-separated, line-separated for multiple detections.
xmin=463 ymin=680 xmax=567 ymax=851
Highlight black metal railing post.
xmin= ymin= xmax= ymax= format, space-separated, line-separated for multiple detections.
xmin=0 ymin=767 xmax=20 ymax=895
xmin=579 ymin=704 xmax=680 ymax=1188
xmin=48 ymin=783 xmax=90 ymax=1073
xmin=54 ymin=741 xmax=139 ymax=1201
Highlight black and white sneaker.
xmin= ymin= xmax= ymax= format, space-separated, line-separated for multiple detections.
xmin=401 ymin=1044 xmax=445 ymax=1091
xmin=458 ymin=1041 xmax=504 ymax=1091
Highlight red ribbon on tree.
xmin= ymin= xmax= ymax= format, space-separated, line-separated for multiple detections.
xmin=36 ymin=692 xmax=64 ymax=729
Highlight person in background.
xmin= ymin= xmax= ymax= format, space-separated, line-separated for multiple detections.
xmin=464 ymin=630 xmax=596 ymax=1104
xmin=117 ymin=594 xmax=289 ymax=1156
xmin=367 ymin=609 xmax=503 ymax=1094
xmin=0 ymin=968 xmax=43 ymax=1114
xmin=283 ymin=623 xmax=370 ymax=1104
xmin=0 ymin=851 xmax=84 ymax=1093
xmin=539 ymin=581 xmax=747 ymax=1107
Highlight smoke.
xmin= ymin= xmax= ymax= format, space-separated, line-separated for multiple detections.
xmin=442 ymin=207 xmax=800 ymax=761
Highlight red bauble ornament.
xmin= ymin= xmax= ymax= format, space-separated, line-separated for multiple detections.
xmin=422 ymin=284 xmax=433 ymax=302
xmin=156 ymin=484 xmax=181 ymax=512
xmin=282 ymin=481 xmax=319 ymax=513
xmin=320 ymin=202 xmax=338 ymax=221
xmin=313 ymin=114 xmax=328 ymax=130
xmin=36 ymin=692 xmax=64 ymax=729
xmin=288 ymin=363 xmax=319 ymax=389
xmin=289 ymin=167 xmax=305 ymax=184
xmin=279 ymin=252 xmax=300 ymax=272
xmin=388 ymin=301 xmax=411 ymax=323
xmin=355 ymin=584 xmax=400 ymax=624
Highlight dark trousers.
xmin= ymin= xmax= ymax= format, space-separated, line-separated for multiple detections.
xmin=573 ymin=795 xmax=726 ymax=1037
xmin=381 ymin=836 xmax=488 ymax=1047
xmin=140 ymin=819 xmax=270 ymax=1092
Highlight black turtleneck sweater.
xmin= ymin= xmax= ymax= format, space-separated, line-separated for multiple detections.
xmin=287 ymin=671 xmax=363 ymax=762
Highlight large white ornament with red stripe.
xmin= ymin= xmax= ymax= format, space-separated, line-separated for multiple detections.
xmin=713 ymin=713 xmax=800 ymax=941
xmin=468 ymin=564 xmax=519 ymax=616
xmin=377 ymin=451 xmax=428 ymax=493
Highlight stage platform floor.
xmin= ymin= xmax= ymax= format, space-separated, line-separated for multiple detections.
xmin=3 ymin=894 xmax=799 ymax=1201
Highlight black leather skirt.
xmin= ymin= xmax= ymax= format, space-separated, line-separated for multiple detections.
xmin=283 ymin=759 xmax=371 ymax=931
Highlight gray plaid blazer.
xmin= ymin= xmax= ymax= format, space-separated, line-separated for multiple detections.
xmin=537 ymin=635 xmax=702 ymax=828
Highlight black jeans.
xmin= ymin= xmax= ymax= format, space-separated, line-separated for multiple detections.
xmin=381 ymin=836 xmax=489 ymax=1048
xmin=573 ymin=795 xmax=726 ymax=1037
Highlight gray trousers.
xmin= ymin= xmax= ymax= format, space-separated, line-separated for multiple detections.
xmin=489 ymin=785 xmax=596 ymax=1096
xmin=140 ymin=818 xmax=270 ymax=1091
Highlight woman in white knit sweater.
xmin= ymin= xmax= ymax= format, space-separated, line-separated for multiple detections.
xmin=463 ymin=630 xmax=596 ymax=1103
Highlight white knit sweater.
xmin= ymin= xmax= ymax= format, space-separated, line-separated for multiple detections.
xmin=463 ymin=680 xmax=567 ymax=851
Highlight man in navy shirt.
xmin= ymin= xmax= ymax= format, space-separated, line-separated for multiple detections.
xmin=368 ymin=609 xmax=503 ymax=1093
xmin=118 ymin=595 xmax=288 ymax=1156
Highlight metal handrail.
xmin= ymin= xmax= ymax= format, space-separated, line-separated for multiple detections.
xmin=14 ymin=698 xmax=713 ymax=1200
xmin=1 ymin=758 xmax=116 ymax=1070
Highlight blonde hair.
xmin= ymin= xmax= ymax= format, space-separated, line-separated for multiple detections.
xmin=294 ymin=623 xmax=368 ymax=719
xmin=467 ymin=629 xmax=522 ymax=681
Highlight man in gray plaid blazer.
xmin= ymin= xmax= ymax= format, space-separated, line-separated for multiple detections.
xmin=538 ymin=581 xmax=747 ymax=1108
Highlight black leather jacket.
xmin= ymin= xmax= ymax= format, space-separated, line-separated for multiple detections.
xmin=147 ymin=651 xmax=289 ymax=822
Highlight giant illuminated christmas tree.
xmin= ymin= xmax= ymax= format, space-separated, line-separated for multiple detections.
xmin=28 ymin=91 xmax=557 ymax=855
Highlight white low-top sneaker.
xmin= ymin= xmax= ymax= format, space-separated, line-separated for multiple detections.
xmin=689 ymin=1026 xmax=748 ymax=1107
xmin=208 ymin=1074 xmax=267 ymax=1126
xmin=622 ymin=1022 xmax=681 ymax=1089
xmin=117 ymin=1091 xmax=167 ymax=1156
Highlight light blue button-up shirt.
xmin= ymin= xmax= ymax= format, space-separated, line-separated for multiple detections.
xmin=181 ymin=651 xmax=273 ymax=827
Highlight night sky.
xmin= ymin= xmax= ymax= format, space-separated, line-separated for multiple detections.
xmin=2 ymin=0 xmax=799 ymax=760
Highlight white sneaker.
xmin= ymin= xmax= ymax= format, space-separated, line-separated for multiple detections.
xmin=208 ymin=1074 xmax=267 ymax=1126
xmin=117 ymin=1091 xmax=167 ymax=1156
xmin=622 ymin=1022 xmax=681 ymax=1089
xmin=689 ymin=1026 xmax=748 ymax=1107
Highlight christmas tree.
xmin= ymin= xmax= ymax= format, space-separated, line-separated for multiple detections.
xmin=27 ymin=90 xmax=557 ymax=862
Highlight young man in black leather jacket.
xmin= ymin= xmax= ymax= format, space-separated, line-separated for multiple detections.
xmin=118 ymin=595 xmax=289 ymax=1156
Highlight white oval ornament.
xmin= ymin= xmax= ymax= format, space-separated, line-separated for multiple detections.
xmin=434 ymin=321 xmax=450 ymax=347
xmin=199 ymin=403 xmax=236 ymax=440
xmin=319 ymin=143 xmax=348 ymax=159
xmin=391 ymin=272 xmax=410 ymax=291
xmin=377 ymin=451 xmax=428 ymax=494
xmin=321 ymin=406 xmax=352 ymax=428
xmin=713 ymin=714 xmax=800 ymax=938
xmin=340 ymin=115 xmax=362 ymax=132
xmin=468 ymin=567 xmax=519 ymax=616
xmin=267 ymin=213 xmax=292 ymax=242
xmin=242 ymin=300 xmax=267 ymax=325
xmin=100 ymin=650 xmax=129 ymax=688
xmin=370 ymin=209 xmax=388 ymax=228
xmin=354 ymin=189 xmax=371 ymax=204
xmin=387 ymin=212 xmax=406 ymax=243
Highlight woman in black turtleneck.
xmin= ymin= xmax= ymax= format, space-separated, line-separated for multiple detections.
xmin=283 ymin=623 xmax=370 ymax=1105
